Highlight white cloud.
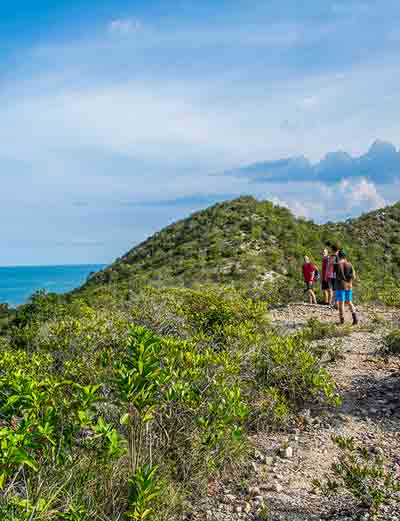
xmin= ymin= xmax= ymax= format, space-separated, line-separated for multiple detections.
xmin=253 ymin=177 xmax=391 ymax=223
xmin=108 ymin=18 xmax=142 ymax=36
xmin=339 ymin=177 xmax=385 ymax=208
xmin=1 ymin=5 xmax=400 ymax=264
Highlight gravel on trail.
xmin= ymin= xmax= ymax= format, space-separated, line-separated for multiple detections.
xmin=188 ymin=303 xmax=400 ymax=521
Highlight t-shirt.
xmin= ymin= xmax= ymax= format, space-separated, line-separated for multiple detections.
xmin=303 ymin=262 xmax=316 ymax=283
xmin=335 ymin=260 xmax=354 ymax=290
xmin=327 ymin=254 xmax=337 ymax=279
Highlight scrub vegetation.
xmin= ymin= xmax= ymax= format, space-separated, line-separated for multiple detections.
xmin=1 ymin=196 xmax=399 ymax=519
xmin=0 ymin=287 xmax=340 ymax=520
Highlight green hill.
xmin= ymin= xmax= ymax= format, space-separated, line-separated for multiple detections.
xmin=82 ymin=196 xmax=400 ymax=305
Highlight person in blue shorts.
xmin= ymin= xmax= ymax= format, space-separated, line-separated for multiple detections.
xmin=335 ymin=250 xmax=358 ymax=325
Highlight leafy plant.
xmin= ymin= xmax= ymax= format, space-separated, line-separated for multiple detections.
xmin=303 ymin=318 xmax=351 ymax=342
xmin=127 ymin=465 xmax=160 ymax=520
xmin=381 ymin=329 xmax=400 ymax=356
xmin=314 ymin=436 xmax=400 ymax=518
xmin=256 ymin=332 xmax=341 ymax=409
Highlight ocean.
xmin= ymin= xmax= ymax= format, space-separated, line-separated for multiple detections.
xmin=0 ymin=264 xmax=105 ymax=307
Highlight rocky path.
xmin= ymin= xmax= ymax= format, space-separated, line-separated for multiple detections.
xmin=192 ymin=304 xmax=400 ymax=521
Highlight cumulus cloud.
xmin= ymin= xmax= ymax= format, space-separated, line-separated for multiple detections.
xmin=339 ymin=177 xmax=385 ymax=208
xmin=254 ymin=177 xmax=389 ymax=223
xmin=2 ymin=1 xmax=400 ymax=264
xmin=228 ymin=141 xmax=400 ymax=185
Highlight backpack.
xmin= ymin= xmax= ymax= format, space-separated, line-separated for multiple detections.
xmin=336 ymin=261 xmax=353 ymax=282
xmin=314 ymin=268 xmax=320 ymax=281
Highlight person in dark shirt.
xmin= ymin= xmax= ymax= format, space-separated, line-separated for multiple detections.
xmin=302 ymin=255 xmax=317 ymax=304
xmin=328 ymin=243 xmax=339 ymax=307
xmin=335 ymin=250 xmax=358 ymax=325
xmin=321 ymin=248 xmax=332 ymax=305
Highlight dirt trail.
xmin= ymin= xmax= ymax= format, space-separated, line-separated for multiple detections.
xmin=191 ymin=304 xmax=400 ymax=521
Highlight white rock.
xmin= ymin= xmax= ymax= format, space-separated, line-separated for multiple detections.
xmin=272 ymin=482 xmax=283 ymax=493
xmin=280 ymin=446 xmax=293 ymax=459
xmin=254 ymin=449 xmax=265 ymax=462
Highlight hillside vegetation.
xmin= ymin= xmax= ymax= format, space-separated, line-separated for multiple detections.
xmin=1 ymin=196 xmax=400 ymax=520
xmin=82 ymin=196 xmax=400 ymax=306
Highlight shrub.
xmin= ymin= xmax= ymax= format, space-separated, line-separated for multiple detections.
xmin=314 ymin=436 xmax=400 ymax=517
xmin=382 ymin=329 xmax=400 ymax=356
xmin=0 ymin=282 xmax=341 ymax=519
xmin=303 ymin=318 xmax=352 ymax=341
xmin=256 ymin=332 xmax=341 ymax=410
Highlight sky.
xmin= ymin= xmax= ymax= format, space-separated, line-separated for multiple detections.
xmin=1 ymin=0 xmax=400 ymax=265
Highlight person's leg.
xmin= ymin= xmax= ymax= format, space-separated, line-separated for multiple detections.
xmin=310 ymin=289 xmax=317 ymax=304
xmin=322 ymin=283 xmax=329 ymax=304
xmin=304 ymin=283 xmax=310 ymax=303
xmin=338 ymin=300 xmax=345 ymax=323
xmin=330 ymin=280 xmax=337 ymax=307
xmin=327 ymin=281 xmax=333 ymax=305
xmin=336 ymin=290 xmax=345 ymax=323
xmin=346 ymin=290 xmax=358 ymax=325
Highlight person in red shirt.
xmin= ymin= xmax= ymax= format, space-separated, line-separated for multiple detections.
xmin=302 ymin=255 xmax=317 ymax=304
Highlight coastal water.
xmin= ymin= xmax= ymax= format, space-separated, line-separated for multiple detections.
xmin=0 ymin=264 xmax=105 ymax=307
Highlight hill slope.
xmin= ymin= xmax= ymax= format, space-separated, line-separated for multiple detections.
xmin=82 ymin=196 xmax=400 ymax=303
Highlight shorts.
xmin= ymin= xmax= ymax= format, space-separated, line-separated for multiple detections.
xmin=321 ymin=280 xmax=333 ymax=291
xmin=336 ymin=289 xmax=353 ymax=302
xmin=305 ymin=282 xmax=314 ymax=291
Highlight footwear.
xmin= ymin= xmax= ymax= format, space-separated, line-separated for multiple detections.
xmin=352 ymin=313 xmax=358 ymax=326
xmin=339 ymin=316 xmax=345 ymax=325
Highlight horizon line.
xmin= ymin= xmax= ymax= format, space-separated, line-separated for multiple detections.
xmin=0 ymin=263 xmax=107 ymax=269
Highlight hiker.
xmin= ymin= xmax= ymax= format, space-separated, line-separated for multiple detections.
xmin=321 ymin=248 xmax=332 ymax=305
xmin=335 ymin=250 xmax=358 ymax=325
xmin=327 ymin=243 xmax=339 ymax=307
xmin=302 ymin=255 xmax=317 ymax=304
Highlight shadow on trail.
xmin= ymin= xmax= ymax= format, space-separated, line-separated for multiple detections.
xmin=337 ymin=370 xmax=400 ymax=433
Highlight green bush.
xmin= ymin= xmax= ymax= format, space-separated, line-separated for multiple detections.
xmin=256 ymin=332 xmax=341 ymax=410
xmin=382 ymin=329 xmax=400 ymax=356
xmin=303 ymin=318 xmax=352 ymax=341
xmin=0 ymin=284 xmax=340 ymax=519
xmin=0 ymin=291 xmax=254 ymax=519
xmin=314 ymin=436 xmax=400 ymax=517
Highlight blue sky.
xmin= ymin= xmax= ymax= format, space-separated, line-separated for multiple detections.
xmin=1 ymin=0 xmax=400 ymax=265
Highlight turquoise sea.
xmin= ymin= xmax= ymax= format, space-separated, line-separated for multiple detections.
xmin=0 ymin=265 xmax=105 ymax=307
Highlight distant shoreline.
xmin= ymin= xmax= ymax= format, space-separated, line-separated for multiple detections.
xmin=0 ymin=263 xmax=106 ymax=269
xmin=0 ymin=264 xmax=106 ymax=307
